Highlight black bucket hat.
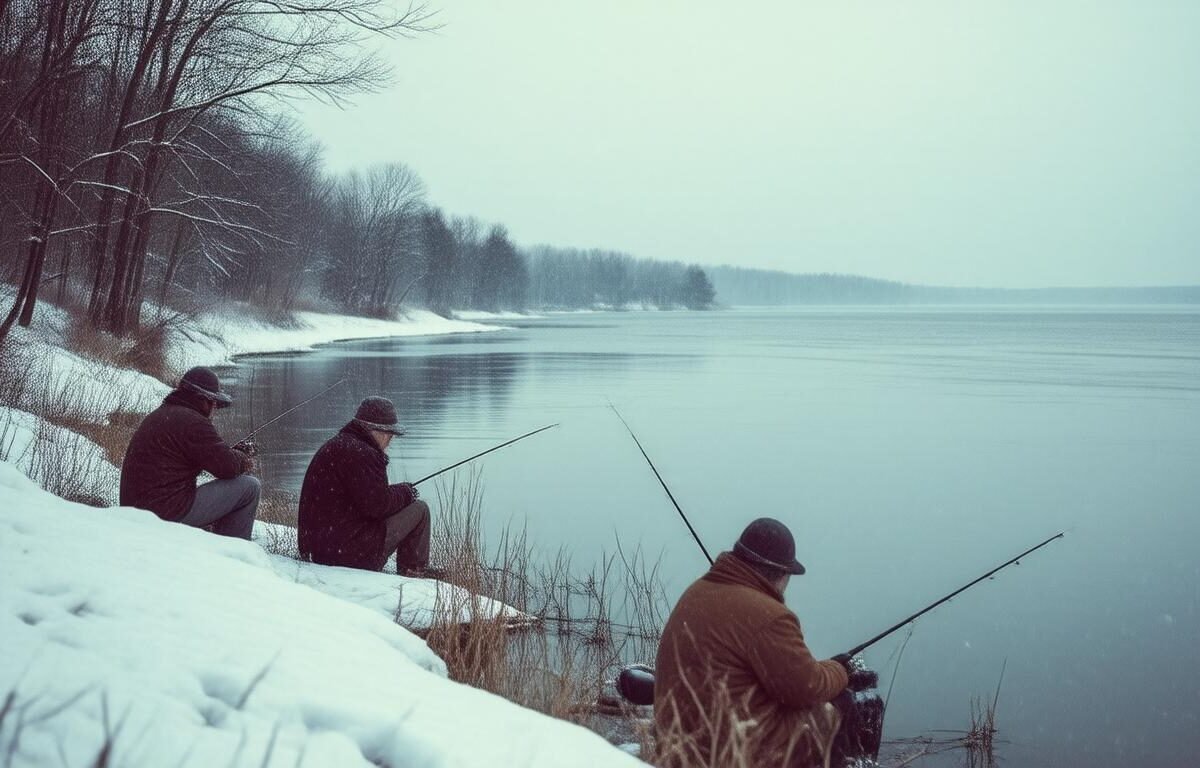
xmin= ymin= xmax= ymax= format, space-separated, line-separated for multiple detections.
xmin=178 ymin=366 xmax=232 ymax=408
xmin=354 ymin=396 xmax=406 ymax=436
xmin=733 ymin=517 xmax=806 ymax=575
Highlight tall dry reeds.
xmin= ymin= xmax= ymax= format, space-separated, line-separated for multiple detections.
xmin=0 ymin=339 xmax=149 ymax=505
xmin=64 ymin=311 xmax=182 ymax=383
xmin=421 ymin=470 xmax=667 ymax=734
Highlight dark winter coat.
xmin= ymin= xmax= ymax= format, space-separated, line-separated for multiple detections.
xmin=119 ymin=390 xmax=250 ymax=522
xmin=654 ymin=552 xmax=849 ymax=768
xmin=297 ymin=421 xmax=416 ymax=571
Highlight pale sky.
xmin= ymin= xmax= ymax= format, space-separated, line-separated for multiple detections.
xmin=296 ymin=1 xmax=1200 ymax=288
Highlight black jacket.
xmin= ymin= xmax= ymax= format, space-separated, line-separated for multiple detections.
xmin=119 ymin=390 xmax=249 ymax=521
xmin=297 ymin=421 xmax=416 ymax=570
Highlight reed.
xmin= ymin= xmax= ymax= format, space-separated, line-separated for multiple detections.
xmin=421 ymin=469 xmax=668 ymax=734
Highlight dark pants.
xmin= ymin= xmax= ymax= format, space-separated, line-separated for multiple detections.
xmin=179 ymin=475 xmax=260 ymax=539
xmin=384 ymin=499 xmax=430 ymax=572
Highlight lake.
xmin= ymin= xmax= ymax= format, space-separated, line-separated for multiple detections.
xmin=222 ymin=307 xmax=1200 ymax=768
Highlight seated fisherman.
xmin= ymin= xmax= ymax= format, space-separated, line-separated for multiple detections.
xmin=654 ymin=517 xmax=850 ymax=768
xmin=120 ymin=366 xmax=260 ymax=539
xmin=297 ymin=396 xmax=433 ymax=577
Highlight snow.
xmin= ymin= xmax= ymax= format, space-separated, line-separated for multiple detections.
xmin=0 ymin=462 xmax=639 ymax=767
xmin=0 ymin=298 xmax=513 ymax=504
xmin=252 ymin=521 xmax=532 ymax=632
xmin=452 ymin=309 xmax=544 ymax=321
xmin=0 ymin=406 xmax=121 ymax=504
xmin=0 ymin=298 xmax=169 ymax=418
xmin=176 ymin=307 xmax=509 ymax=369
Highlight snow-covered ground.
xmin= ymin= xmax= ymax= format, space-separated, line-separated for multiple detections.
xmin=0 ymin=299 xmax=512 ymax=498
xmin=0 ymin=463 xmax=638 ymax=767
xmin=252 ymin=521 xmax=532 ymax=632
xmin=452 ymin=309 xmax=544 ymax=321
xmin=0 ymin=299 xmax=170 ymax=417
xmin=177 ymin=306 xmax=508 ymax=369
xmin=0 ymin=406 xmax=120 ymax=504
xmin=0 ymin=300 xmax=649 ymax=765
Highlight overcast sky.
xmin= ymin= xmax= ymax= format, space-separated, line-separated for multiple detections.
xmin=297 ymin=1 xmax=1200 ymax=288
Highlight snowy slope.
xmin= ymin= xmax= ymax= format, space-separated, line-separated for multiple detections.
xmin=0 ymin=406 xmax=121 ymax=503
xmin=0 ymin=463 xmax=639 ymax=768
xmin=252 ymin=521 xmax=531 ymax=631
xmin=176 ymin=307 xmax=509 ymax=369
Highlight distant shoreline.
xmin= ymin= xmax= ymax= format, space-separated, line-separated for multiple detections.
xmin=706 ymin=267 xmax=1200 ymax=306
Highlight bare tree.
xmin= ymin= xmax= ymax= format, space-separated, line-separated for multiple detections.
xmin=321 ymin=163 xmax=426 ymax=315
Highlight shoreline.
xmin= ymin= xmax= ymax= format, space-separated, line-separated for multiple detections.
xmin=0 ymin=298 xmax=512 ymax=503
xmin=0 ymin=299 xmax=654 ymax=767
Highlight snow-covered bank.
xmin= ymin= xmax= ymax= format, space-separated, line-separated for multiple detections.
xmin=0 ymin=406 xmax=120 ymax=504
xmin=452 ymin=309 xmax=545 ymax=321
xmin=178 ymin=306 xmax=509 ymax=369
xmin=0 ymin=463 xmax=636 ymax=767
xmin=251 ymin=521 xmax=532 ymax=632
xmin=0 ymin=299 xmax=512 ymax=496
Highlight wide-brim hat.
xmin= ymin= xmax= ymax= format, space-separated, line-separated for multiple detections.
xmin=354 ymin=396 xmax=406 ymax=436
xmin=733 ymin=517 xmax=806 ymax=575
xmin=179 ymin=366 xmax=233 ymax=408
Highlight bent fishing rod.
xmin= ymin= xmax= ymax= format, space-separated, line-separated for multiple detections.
xmin=411 ymin=423 xmax=559 ymax=486
xmin=844 ymin=531 xmax=1065 ymax=657
xmin=235 ymin=378 xmax=347 ymax=450
xmin=608 ymin=403 xmax=714 ymax=565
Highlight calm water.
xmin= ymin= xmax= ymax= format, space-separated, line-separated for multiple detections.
xmin=221 ymin=307 xmax=1200 ymax=768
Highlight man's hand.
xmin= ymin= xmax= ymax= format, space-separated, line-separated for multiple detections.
xmin=399 ymin=482 xmax=419 ymax=501
xmin=232 ymin=436 xmax=258 ymax=457
xmin=831 ymin=653 xmax=854 ymax=672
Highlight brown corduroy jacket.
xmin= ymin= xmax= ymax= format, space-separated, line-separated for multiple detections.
xmin=654 ymin=553 xmax=849 ymax=768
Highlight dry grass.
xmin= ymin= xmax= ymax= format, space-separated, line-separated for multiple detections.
xmin=883 ymin=663 xmax=1006 ymax=768
xmin=65 ymin=313 xmax=180 ymax=383
xmin=47 ymin=410 xmax=141 ymax=468
xmin=0 ymin=352 xmax=135 ymax=506
xmin=254 ymin=489 xmax=301 ymax=556
xmin=420 ymin=470 xmax=667 ymax=740
xmin=257 ymin=488 xmax=299 ymax=528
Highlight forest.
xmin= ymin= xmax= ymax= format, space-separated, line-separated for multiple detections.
xmin=0 ymin=0 xmax=716 ymax=348
xmin=707 ymin=266 xmax=1200 ymax=306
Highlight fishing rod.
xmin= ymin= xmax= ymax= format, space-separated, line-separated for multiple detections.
xmin=844 ymin=531 xmax=1065 ymax=657
xmin=234 ymin=378 xmax=347 ymax=452
xmin=411 ymin=423 xmax=559 ymax=486
xmin=608 ymin=403 xmax=714 ymax=565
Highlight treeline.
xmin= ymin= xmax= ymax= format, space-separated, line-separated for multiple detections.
xmin=708 ymin=268 xmax=916 ymax=305
xmin=0 ymin=1 xmax=717 ymax=347
xmin=0 ymin=0 xmax=445 ymax=345
xmin=708 ymin=266 xmax=1200 ymax=305
xmin=527 ymin=247 xmax=716 ymax=310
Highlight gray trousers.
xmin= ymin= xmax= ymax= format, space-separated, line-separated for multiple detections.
xmin=180 ymin=475 xmax=261 ymax=539
xmin=384 ymin=500 xmax=431 ymax=572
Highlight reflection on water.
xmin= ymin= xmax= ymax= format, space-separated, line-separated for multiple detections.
xmin=219 ymin=308 xmax=1200 ymax=768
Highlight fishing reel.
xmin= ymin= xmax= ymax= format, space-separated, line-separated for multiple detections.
xmin=232 ymin=435 xmax=259 ymax=458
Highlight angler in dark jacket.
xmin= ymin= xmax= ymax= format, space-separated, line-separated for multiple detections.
xmin=120 ymin=367 xmax=260 ymax=539
xmin=655 ymin=518 xmax=849 ymax=768
xmin=297 ymin=396 xmax=432 ymax=575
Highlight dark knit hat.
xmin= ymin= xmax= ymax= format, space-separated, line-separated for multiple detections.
xmin=178 ymin=366 xmax=232 ymax=408
xmin=354 ymin=396 xmax=406 ymax=436
xmin=733 ymin=517 xmax=806 ymax=575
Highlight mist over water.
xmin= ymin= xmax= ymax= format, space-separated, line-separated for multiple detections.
xmin=224 ymin=307 xmax=1200 ymax=768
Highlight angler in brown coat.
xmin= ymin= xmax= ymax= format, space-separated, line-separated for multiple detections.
xmin=120 ymin=367 xmax=260 ymax=539
xmin=297 ymin=396 xmax=432 ymax=576
xmin=654 ymin=518 xmax=849 ymax=768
